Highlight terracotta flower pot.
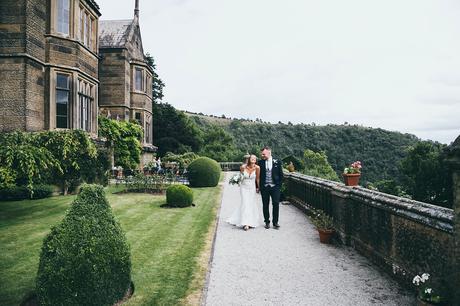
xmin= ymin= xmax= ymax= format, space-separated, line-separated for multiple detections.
xmin=317 ymin=229 xmax=334 ymax=244
xmin=343 ymin=173 xmax=361 ymax=186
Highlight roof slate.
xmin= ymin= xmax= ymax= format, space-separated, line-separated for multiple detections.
xmin=99 ymin=19 xmax=134 ymax=48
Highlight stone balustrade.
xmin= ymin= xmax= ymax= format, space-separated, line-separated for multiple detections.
xmin=219 ymin=162 xmax=242 ymax=171
xmin=285 ymin=170 xmax=457 ymax=303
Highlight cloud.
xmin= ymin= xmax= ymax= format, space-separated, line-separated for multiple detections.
xmin=96 ymin=0 xmax=460 ymax=144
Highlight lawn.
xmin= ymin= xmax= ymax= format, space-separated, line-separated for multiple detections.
xmin=0 ymin=183 xmax=222 ymax=306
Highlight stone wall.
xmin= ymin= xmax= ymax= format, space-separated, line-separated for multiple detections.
xmin=99 ymin=49 xmax=130 ymax=116
xmin=0 ymin=0 xmax=27 ymax=55
xmin=285 ymin=172 xmax=456 ymax=303
xmin=0 ymin=0 xmax=46 ymax=132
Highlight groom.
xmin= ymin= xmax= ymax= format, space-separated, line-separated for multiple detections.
xmin=257 ymin=146 xmax=283 ymax=230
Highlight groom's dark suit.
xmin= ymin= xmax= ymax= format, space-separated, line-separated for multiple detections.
xmin=257 ymin=157 xmax=284 ymax=225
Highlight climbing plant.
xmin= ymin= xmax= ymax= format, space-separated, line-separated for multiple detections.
xmin=98 ymin=117 xmax=143 ymax=170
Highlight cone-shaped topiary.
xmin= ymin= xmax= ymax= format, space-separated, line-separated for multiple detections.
xmin=36 ymin=184 xmax=131 ymax=306
xmin=187 ymin=157 xmax=221 ymax=187
xmin=166 ymin=184 xmax=194 ymax=207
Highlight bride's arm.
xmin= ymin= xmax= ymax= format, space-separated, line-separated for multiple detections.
xmin=240 ymin=165 xmax=245 ymax=173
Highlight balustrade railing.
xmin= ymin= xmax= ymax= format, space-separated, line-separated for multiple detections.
xmin=284 ymin=171 xmax=456 ymax=302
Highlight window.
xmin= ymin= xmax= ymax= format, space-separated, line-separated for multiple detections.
xmin=145 ymin=120 xmax=151 ymax=144
xmin=78 ymin=79 xmax=94 ymax=132
xmin=80 ymin=6 xmax=95 ymax=50
xmin=135 ymin=112 xmax=142 ymax=124
xmin=56 ymin=73 xmax=70 ymax=128
xmin=57 ymin=0 xmax=70 ymax=35
xmin=135 ymin=68 xmax=144 ymax=91
xmin=146 ymin=74 xmax=151 ymax=94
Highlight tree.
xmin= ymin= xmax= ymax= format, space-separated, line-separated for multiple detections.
xmin=371 ymin=179 xmax=411 ymax=198
xmin=0 ymin=132 xmax=62 ymax=192
xmin=301 ymin=149 xmax=340 ymax=181
xmin=400 ymin=141 xmax=452 ymax=207
xmin=37 ymin=130 xmax=98 ymax=194
xmin=145 ymin=53 xmax=165 ymax=103
xmin=153 ymin=102 xmax=203 ymax=156
xmin=199 ymin=126 xmax=239 ymax=161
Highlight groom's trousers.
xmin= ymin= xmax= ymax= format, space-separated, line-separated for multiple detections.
xmin=261 ymin=185 xmax=280 ymax=224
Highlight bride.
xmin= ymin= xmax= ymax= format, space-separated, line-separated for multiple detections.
xmin=226 ymin=154 xmax=263 ymax=231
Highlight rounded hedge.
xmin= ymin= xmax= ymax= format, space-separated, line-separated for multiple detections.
xmin=166 ymin=184 xmax=194 ymax=207
xmin=36 ymin=184 xmax=131 ymax=306
xmin=187 ymin=157 xmax=221 ymax=187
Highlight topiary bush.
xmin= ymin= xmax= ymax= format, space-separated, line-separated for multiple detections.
xmin=36 ymin=184 xmax=131 ymax=306
xmin=166 ymin=185 xmax=194 ymax=207
xmin=187 ymin=157 xmax=221 ymax=187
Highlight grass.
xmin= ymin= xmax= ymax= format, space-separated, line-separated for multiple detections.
xmin=0 ymin=183 xmax=222 ymax=306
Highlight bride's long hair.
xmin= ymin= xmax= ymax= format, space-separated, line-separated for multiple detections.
xmin=246 ymin=154 xmax=257 ymax=167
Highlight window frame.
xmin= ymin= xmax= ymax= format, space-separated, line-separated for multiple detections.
xmin=134 ymin=68 xmax=144 ymax=92
xmin=77 ymin=79 xmax=94 ymax=132
xmin=78 ymin=4 xmax=97 ymax=51
xmin=56 ymin=0 xmax=71 ymax=36
xmin=56 ymin=73 xmax=71 ymax=129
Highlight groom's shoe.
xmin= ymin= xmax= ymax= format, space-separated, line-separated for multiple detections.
xmin=273 ymin=223 xmax=280 ymax=230
xmin=264 ymin=222 xmax=270 ymax=229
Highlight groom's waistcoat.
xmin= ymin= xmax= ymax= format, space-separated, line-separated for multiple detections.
xmin=265 ymin=167 xmax=274 ymax=186
xmin=258 ymin=158 xmax=283 ymax=188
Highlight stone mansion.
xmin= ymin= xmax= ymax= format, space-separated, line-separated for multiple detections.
xmin=0 ymin=0 xmax=156 ymax=163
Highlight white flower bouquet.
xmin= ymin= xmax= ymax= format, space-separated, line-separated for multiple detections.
xmin=229 ymin=173 xmax=243 ymax=185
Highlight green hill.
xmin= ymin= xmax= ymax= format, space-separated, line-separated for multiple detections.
xmin=186 ymin=112 xmax=421 ymax=184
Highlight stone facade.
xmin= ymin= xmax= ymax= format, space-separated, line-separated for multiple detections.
xmin=0 ymin=0 xmax=101 ymax=136
xmin=98 ymin=2 xmax=156 ymax=167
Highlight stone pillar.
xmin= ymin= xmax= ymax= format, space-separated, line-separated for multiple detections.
xmin=331 ymin=185 xmax=352 ymax=245
xmin=445 ymin=135 xmax=460 ymax=304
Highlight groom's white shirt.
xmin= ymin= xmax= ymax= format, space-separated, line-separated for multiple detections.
xmin=266 ymin=157 xmax=273 ymax=171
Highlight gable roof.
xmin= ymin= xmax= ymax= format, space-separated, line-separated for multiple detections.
xmin=99 ymin=19 xmax=134 ymax=48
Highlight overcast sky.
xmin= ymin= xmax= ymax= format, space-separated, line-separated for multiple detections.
xmin=96 ymin=0 xmax=460 ymax=144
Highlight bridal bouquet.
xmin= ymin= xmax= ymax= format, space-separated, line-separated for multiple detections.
xmin=229 ymin=173 xmax=243 ymax=185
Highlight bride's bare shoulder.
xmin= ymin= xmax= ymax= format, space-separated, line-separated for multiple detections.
xmin=240 ymin=164 xmax=246 ymax=171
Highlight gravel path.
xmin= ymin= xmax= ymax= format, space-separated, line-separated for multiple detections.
xmin=203 ymin=172 xmax=415 ymax=306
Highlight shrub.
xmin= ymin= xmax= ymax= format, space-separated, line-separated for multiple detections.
xmin=36 ymin=185 xmax=131 ymax=306
xmin=0 ymin=185 xmax=29 ymax=201
xmin=163 ymin=152 xmax=200 ymax=169
xmin=187 ymin=157 xmax=221 ymax=187
xmin=32 ymin=185 xmax=54 ymax=199
xmin=166 ymin=185 xmax=194 ymax=207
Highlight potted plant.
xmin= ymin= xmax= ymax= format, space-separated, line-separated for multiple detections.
xmin=343 ymin=160 xmax=362 ymax=186
xmin=309 ymin=208 xmax=335 ymax=243
xmin=412 ymin=273 xmax=443 ymax=306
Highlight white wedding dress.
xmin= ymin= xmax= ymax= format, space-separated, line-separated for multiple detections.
xmin=226 ymin=170 xmax=263 ymax=228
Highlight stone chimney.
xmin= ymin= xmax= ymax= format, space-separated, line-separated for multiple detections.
xmin=134 ymin=0 xmax=139 ymax=18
